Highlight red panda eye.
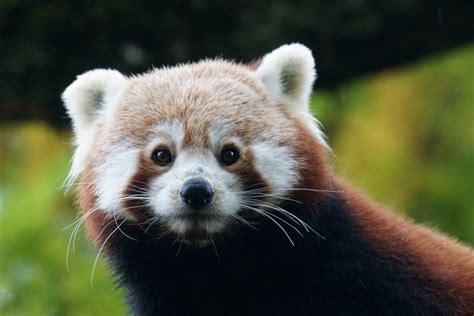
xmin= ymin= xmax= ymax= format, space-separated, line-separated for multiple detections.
xmin=151 ymin=148 xmax=173 ymax=166
xmin=220 ymin=146 xmax=240 ymax=166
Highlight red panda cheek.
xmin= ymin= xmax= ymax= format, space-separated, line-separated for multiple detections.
xmin=231 ymin=148 xmax=269 ymax=192
xmin=78 ymin=166 xmax=112 ymax=246
xmin=286 ymin=126 xmax=333 ymax=203
xmin=121 ymin=154 xmax=176 ymax=221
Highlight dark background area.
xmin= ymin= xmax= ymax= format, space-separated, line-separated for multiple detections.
xmin=1 ymin=0 xmax=473 ymax=124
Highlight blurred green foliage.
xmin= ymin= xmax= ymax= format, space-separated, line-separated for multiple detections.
xmin=0 ymin=125 xmax=126 ymax=315
xmin=1 ymin=45 xmax=473 ymax=315
xmin=313 ymin=44 xmax=474 ymax=243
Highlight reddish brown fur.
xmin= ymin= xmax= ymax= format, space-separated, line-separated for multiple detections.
xmin=281 ymin=123 xmax=474 ymax=312
xmin=289 ymin=124 xmax=334 ymax=204
xmin=336 ymin=179 xmax=474 ymax=311
xmin=122 ymin=155 xmax=157 ymax=222
xmin=78 ymin=164 xmax=112 ymax=246
xmin=233 ymin=148 xmax=270 ymax=221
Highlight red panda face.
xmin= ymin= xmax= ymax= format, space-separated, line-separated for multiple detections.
xmin=63 ymin=44 xmax=327 ymax=245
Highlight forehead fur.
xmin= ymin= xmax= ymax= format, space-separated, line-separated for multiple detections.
xmin=108 ymin=60 xmax=296 ymax=146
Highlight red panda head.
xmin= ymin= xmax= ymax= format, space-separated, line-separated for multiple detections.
xmin=63 ymin=44 xmax=332 ymax=245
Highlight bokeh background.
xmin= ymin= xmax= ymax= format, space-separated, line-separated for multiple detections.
xmin=1 ymin=1 xmax=473 ymax=315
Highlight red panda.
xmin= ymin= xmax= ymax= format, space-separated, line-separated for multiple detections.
xmin=63 ymin=44 xmax=474 ymax=315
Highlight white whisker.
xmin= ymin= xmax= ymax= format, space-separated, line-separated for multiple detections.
xmin=90 ymin=219 xmax=125 ymax=286
xmin=272 ymin=187 xmax=342 ymax=193
xmin=230 ymin=213 xmax=259 ymax=231
xmin=174 ymin=239 xmax=183 ymax=258
xmin=255 ymin=200 xmax=326 ymax=240
xmin=252 ymin=200 xmax=304 ymax=228
xmin=241 ymin=204 xmax=295 ymax=246
xmin=208 ymin=230 xmax=220 ymax=262
xmin=250 ymin=206 xmax=305 ymax=238
xmin=112 ymin=198 xmax=138 ymax=242
xmin=248 ymin=193 xmax=303 ymax=204
xmin=66 ymin=206 xmax=100 ymax=270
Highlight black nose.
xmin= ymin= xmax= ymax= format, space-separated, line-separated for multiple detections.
xmin=180 ymin=178 xmax=214 ymax=210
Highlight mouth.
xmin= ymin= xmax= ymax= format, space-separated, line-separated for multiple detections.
xmin=175 ymin=209 xmax=222 ymax=221
xmin=166 ymin=211 xmax=228 ymax=245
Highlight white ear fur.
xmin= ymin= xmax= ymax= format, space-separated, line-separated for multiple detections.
xmin=62 ymin=69 xmax=127 ymax=137
xmin=255 ymin=43 xmax=316 ymax=108
xmin=62 ymin=69 xmax=127 ymax=188
xmin=255 ymin=44 xmax=328 ymax=148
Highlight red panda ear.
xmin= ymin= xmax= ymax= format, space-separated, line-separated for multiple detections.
xmin=254 ymin=43 xmax=316 ymax=112
xmin=62 ymin=69 xmax=127 ymax=139
xmin=62 ymin=69 xmax=127 ymax=185
xmin=255 ymin=44 xmax=328 ymax=148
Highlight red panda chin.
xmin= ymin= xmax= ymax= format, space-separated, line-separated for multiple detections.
xmin=166 ymin=213 xmax=229 ymax=236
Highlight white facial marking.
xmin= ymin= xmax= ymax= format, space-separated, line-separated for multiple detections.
xmin=149 ymin=149 xmax=242 ymax=235
xmin=154 ymin=119 xmax=184 ymax=148
xmin=251 ymin=140 xmax=299 ymax=199
xmin=208 ymin=121 xmax=232 ymax=149
xmin=96 ymin=146 xmax=140 ymax=217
